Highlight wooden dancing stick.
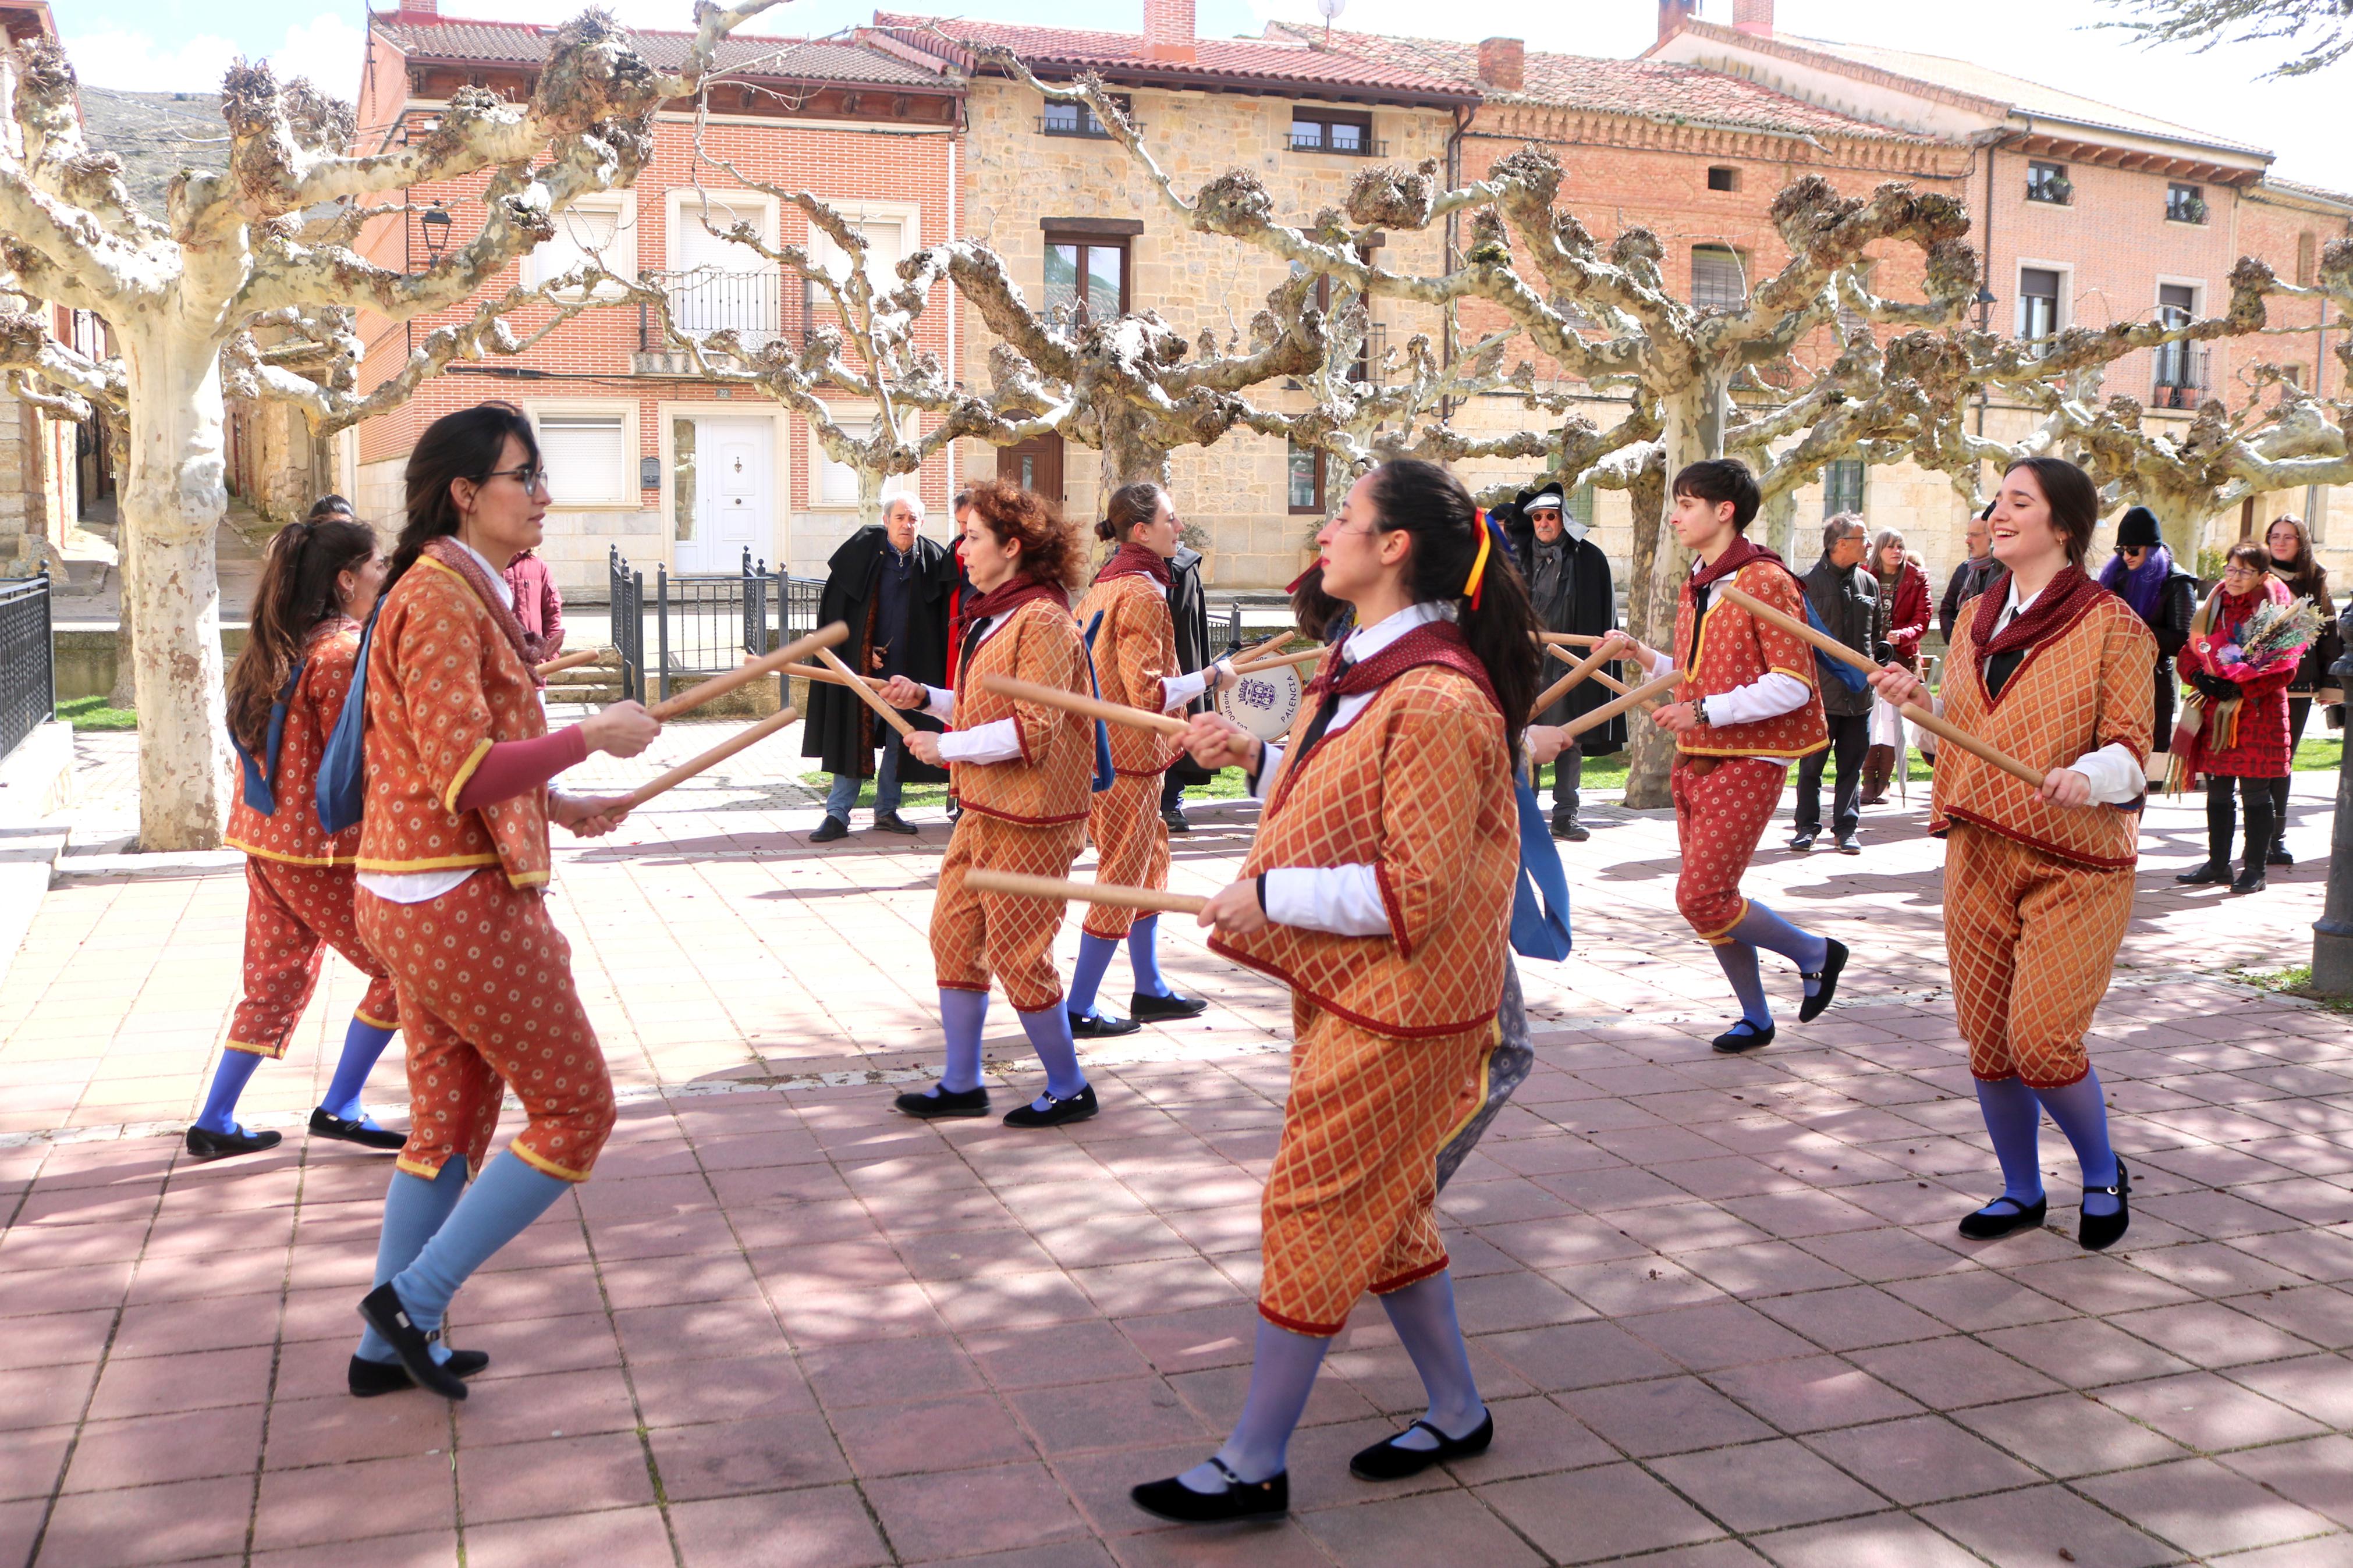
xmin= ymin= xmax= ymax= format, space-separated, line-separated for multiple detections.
xmin=1544 ymin=642 xmax=1631 ymax=692
xmin=648 ymin=622 xmax=849 ymax=721
xmin=613 ymin=706 xmax=798 ymax=812
xmin=781 ymin=662 xmax=887 ymax=692
xmin=1530 ymin=639 xmax=1622 ymax=718
xmin=1230 ymin=645 xmax=1330 ymax=677
xmin=534 ymin=647 xmax=606 ymax=678
xmin=1715 ymin=584 xmax=2046 ymax=788
xmin=966 ymin=869 xmax=1207 ymax=917
xmin=1536 ymin=631 xmax=1603 ymax=648
xmin=978 ymin=674 xmax=1188 ymax=738
xmin=1232 ymin=629 xmax=1297 ymax=664
xmin=814 ymin=645 xmax=918 ymax=739
xmin=1561 ymin=668 xmax=1684 ymax=740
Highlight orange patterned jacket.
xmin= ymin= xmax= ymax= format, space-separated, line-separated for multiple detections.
xmin=1214 ymin=658 xmax=1516 ymax=1039
xmin=1672 ymin=554 xmax=1829 ymax=760
xmin=1075 ymin=570 xmax=1183 ymax=777
xmin=952 ymin=596 xmax=1096 ymax=826
xmin=357 ymin=540 xmax=552 ymax=888
xmin=225 ymin=619 xmax=364 ymax=867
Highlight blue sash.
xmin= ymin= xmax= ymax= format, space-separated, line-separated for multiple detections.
xmin=314 ymin=602 xmax=378 ymax=836
xmin=1078 ymin=611 xmax=1115 ymax=794
xmin=231 ymin=656 xmax=308 ymax=816
xmin=1509 ymin=774 xmax=1573 ymax=960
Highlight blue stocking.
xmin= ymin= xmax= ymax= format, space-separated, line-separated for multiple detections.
xmin=1713 ymin=941 xmax=1773 ymax=1029
xmin=1127 ymin=915 xmax=1173 ymax=1000
xmin=907 ymin=987 xmax=989 ymax=1103
xmin=388 ymin=1151 xmax=570 ymax=1336
xmin=2034 ymin=1070 xmax=2120 ymax=1217
xmin=1377 ymin=1270 xmax=1485 ymax=1448
xmin=1726 ymin=900 xmax=1831 ymax=997
xmin=1066 ymin=932 xmax=1119 ymax=1021
xmin=1016 ymin=1005 xmax=1087 ymax=1106
xmin=194 ymin=1049 xmax=265 ymax=1135
xmin=1180 ymin=1320 xmax=1330 ymax=1488
xmin=354 ymin=1157 xmax=467 ymax=1365
xmin=320 ymin=1018 xmax=397 ymax=1125
xmin=1974 ymin=1075 xmax=2046 ymax=1214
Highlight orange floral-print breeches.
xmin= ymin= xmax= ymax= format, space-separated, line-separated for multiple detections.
xmin=1671 ymin=756 xmax=1785 ymax=942
xmin=228 ymin=859 xmax=398 ymax=1059
xmin=356 ymin=874 xmax=616 ymax=1183
xmin=1944 ymin=823 xmax=2135 ymax=1089
xmin=1258 ymin=1001 xmax=1493 ymax=1337
xmin=931 ymin=812 xmax=1091 ymax=1012
xmin=1082 ymin=773 xmax=1171 ymax=940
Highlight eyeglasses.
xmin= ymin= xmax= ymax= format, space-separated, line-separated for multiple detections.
xmin=482 ymin=463 xmax=550 ymax=493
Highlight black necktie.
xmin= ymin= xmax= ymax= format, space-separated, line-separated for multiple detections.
xmin=1291 ymin=654 xmax=1355 ymax=765
xmin=958 ymin=614 xmax=991 ymax=684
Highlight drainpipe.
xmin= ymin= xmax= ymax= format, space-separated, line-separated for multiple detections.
xmin=1440 ymin=103 xmax=1467 ymax=418
xmin=946 ymin=133 xmax=957 ymax=513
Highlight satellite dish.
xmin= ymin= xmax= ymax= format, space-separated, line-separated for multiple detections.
xmin=1315 ymin=0 xmax=1346 ymax=17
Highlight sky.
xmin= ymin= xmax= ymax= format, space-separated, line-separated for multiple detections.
xmin=58 ymin=0 xmax=2353 ymax=192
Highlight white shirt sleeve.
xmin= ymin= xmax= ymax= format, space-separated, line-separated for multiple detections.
xmin=920 ymin=684 xmax=954 ymax=721
xmin=1247 ymin=740 xmax=1282 ymax=801
xmin=1263 ymin=866 xmax=1391 ymax=936
xmin=1159 ymin=659 xmax=1230 ymax=711
xmin=2065 ymin=741 xmax=2150 ymax=805
xmin=1640 ymin=644 xmax=1677 ymax=676
xmin=1701 ymin=671 xmax=1811 ymax=727
xmin=936 ymin=717 xmax=1022 ymax=765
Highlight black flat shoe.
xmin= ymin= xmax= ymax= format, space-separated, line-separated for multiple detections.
xmin=1130 ymin=991 xmax=1209 ymax=1022
xmin=348 ymin=1347 xmax=489 ymax=1398
xmin=2079 ymin=1160 xmax=2131 ymax=1251
xmin=357 ymin=1284 xmax=468 ymax=1400
xmin=1069 ymin=1011 xmax=1141 ymax=1039
xmin=309 ymin=1108 xmax=407 ymax=1151
xmin=2268 ymin=844 xmax=2294 ymax=867
xmin=1003 ymin=1084 xmax=1098 ymax=1128
xmin=871 ymin=811 xmax=917 ymax=835
xmin=811 ymin=815 xmax=850 ymax=844
xmin=1798 ymin=938 xmax=1849 ymax=1024
xmin=894 ymin=1085 xmax=991 ymax=1119
xmin=2232 ymin=867 xmax=2267 ymax=894
xmin=185 ymin=1125 xmax=282 ymax=1160
xmin=1348 ymin=1409 xmax=1495 ymax=1481
xmin=1711 ymin=1021 xmax=1776 ymax=1055
xmin=1957 ymin=1193 xmax=2047 ymax=1240
xmin=2176 ymin=861 xmax=2230 ymax=886
xmin=1131 ymin=1459 xmax=1287 ymax=1523
xmin=1161 ymin=806 xmax=1191 ymax=834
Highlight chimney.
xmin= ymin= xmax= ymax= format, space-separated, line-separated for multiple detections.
xmin=1476 ymin=37 xmax=1524 ymax=92
xmin=397 ymin=0 xmax=438 ymax=15
xmin=1733 ymin=0 xmax=1773 ymax=36
xmin=1142 ymin=0 xmax=1195 ymax=63
xmin=1657 ymin=0 xmax=1698 ymax=45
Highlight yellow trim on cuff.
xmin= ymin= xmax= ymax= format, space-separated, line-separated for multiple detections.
xmin=1695 ymin=897 xmax=1751 ymax=944
xmin=352 ymin=1009 xmax=399 ymax=1032
xmin=223 ymin=1039 xmax=286 ymax=1059
xmin=394 ymin=1154 xmax=444 ymax=1180
xmin=442 ymin=737 xmax=495 ymax=815
xmin=354 ymin=853 xmax=501 ymax=873
xmin=510 ymin=1140 xmax=592 ymax=1183
xmin=227 ymin=839 xmax=356 ymax=868
xmin=505 ymin=870 xmax=551 ymax=888
xmin=1767 ymin=664 xmax=1818 ymax=687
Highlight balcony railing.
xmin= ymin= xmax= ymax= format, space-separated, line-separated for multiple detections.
xmin=1037 ymin=112 xmax=1138 ymax=138
xmin=1290 ymin=133 xmax=1386 ymax=157
xmin=2153 ymin=348 xmax=2209 ymax=410
xmin=638 ymin=268 xmax=784 ymax=355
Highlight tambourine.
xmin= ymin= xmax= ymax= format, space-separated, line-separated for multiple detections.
xmin=1218 ymin=661 xmax=1303 ymax=741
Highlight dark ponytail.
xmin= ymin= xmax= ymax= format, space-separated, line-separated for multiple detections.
xmin=226 ymin=516 xmax=378 ymax=754
xmin=1364 ymin=458 xmax=1542 ymax=756
xmin=384 ymin=402 xmax=538 ymax=595
xmin=1096 ymin=481 xmax=1164 ymax=545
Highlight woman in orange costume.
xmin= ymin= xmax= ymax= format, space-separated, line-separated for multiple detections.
xmin=1131 ymin=458 xmax=1538 ymax=1522
xmin=1063 ymin=481 xmax=1237 ymax=1037
xmin=880 ymin=479 xmax=1103 ymax=1127
xmin=348 ymin=403 xmax=658 ymax=1400
xmin=193 ymin=507 xmax=407 ymax=1160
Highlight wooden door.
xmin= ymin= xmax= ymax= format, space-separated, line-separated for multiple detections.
xmin=998 ymin=435 xmax=1064 ymax=506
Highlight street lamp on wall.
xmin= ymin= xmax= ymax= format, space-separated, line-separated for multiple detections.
xmin=419 ymin=202 xmax=452 ymax=260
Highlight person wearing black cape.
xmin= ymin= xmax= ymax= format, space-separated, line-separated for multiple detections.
xmin=1158 ymin=539 xmax=1215 ymax=832
xmin=1496 ymin=481 xmax=1622 ymax=840
xmin=804 ymin=495 xmax=959 ymax=840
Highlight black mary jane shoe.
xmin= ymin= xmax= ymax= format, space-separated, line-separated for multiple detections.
xmin=1348 ymin=1409 xmax=1495 ymax=1481
xmin=2079 ymin=1160 xmax=2131 ymax=1252
xmin=1711 ymin=1020 xmax=1776 ymax=1055
xmin=309 ymin=1108 xmax=407 ymax=1151
xmin=1069 ymin=1011 xmax=1142 ymax=1039
xmin=893 ymin=1085 xmax=991 ymax=1120
xmin=871 ymin=810 xmax=918 ymax=836
xmin=185 ymin=1124 xmax=283 ymax=1160
xmin=1003 ymin=1084 xmax=1099 ymax=1129
xmin=2231 ymin=866 xmax=2267 ymax=895
xmin=1130 ymin=990 xmax=1210 ymax=1022
xmin=357 ymin=1284 xmax=469 ymax=1400
xmin=348 ymin=1346 xmax=489 ymax=1398
xmin=1131 ymin=1458 xmax=1288 ymax=1524
xmin=1957 ymin=1193 xmax=2047 ymax=1241
xmin=2176 ymin=861 xmax=2230 ymax=886
xmin=1797 ymin=938 xmax=1850 ymax=1024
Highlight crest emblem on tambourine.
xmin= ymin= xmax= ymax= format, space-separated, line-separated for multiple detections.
xmin=1217 ymin=661 xmax=1304 ymax=741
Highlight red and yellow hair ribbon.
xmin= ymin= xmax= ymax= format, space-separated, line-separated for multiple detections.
xmin=1463 ymin=508 xmax=1496 ymax=609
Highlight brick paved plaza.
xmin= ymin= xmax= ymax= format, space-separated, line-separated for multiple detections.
xmin=3 ymin=719 xmax=2351 ymax=1567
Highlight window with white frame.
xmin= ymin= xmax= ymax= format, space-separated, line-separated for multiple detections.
xmin=525 ymin=198 xmax=630 ymax=296
xmin=534 ymin=409 xmax=633 ymax=507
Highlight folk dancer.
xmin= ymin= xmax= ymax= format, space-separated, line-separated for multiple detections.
xmin=1871 ymin=457 xmax=2153 ymax=1251
xmin=349 ymin=404 xmax=655 ymax=1399
xmin=1131 ymin=458 xmax=1537 ymax=1522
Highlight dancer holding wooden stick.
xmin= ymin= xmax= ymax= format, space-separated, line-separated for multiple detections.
xmin=1130 ymin=459 xmax=1536 ymax=1523
xmin=1868 ymin=457 xmax=2154 ymax=1251
xmin=875 ymin=479 xmax=1104 ymax=1128
xmin=1064 ymin=483 xmax=1239 ymax=1038
xmin=1600 ymin=459 xmax=1847 ymax=1055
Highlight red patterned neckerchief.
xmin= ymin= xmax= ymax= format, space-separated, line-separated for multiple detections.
xmin=1096 ymin=541 xmax=1171 ymax=587
xmin=420 ymin=536 xmax=532 ymax=667
xmin=956 ymin=574 xmax=1072 ymax=681
xmin=1968 ymin=564 xmax=2106 ymax=705
xmin=1687 ymin=534 xmax=1794 ymax=596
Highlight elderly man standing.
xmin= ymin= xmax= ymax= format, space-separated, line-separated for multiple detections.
xmin=1794 ymin=514 xmax=1877 ymax=853
xmin=805 ymin=493 xmax=959 ymax=842
xmin=1498 ymin=481 xmax=1621 ymax=840
xmin=1940 ymin=502 xmax=2000 ymax=642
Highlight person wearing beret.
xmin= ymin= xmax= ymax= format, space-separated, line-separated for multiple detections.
xmin=2096 ymin=505 xmax=2199 ymax=763
xmin=1496 ymin=481 xmax=1621 ymax=840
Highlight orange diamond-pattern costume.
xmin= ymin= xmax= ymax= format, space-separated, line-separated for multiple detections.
xmin=1078 ymin=773 xmax=1170 ymax=941
xmin=1074 ymin=568 xmax=1183 ymax=940
xmin=1216 ymin=627 xmax=1516 ymax=1335
xmin=1671 ymin=756 xmax=1788 ymax=943
xmin=359 ymin=537 xmax=613 ymax=1183
xmin=1933 ymin=570 xmax=2153 ymax=1087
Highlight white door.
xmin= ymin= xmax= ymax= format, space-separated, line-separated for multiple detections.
xmin=673 ymin=416 xmax=772 ymax=574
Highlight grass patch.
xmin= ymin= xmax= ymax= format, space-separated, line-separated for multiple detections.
xmin=56 ymin=696 xmax=136 ymax=731
xmin=2233 ymin=962 xmax=2353 ymax=1015
xmin=2296 ymin=735 xmax=2341 ymax=772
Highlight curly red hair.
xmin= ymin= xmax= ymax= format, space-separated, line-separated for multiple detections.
xmin=964 ymin=478 xmax=1086 ymax=591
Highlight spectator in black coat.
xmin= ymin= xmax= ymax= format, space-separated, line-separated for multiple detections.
xmin=1158 ymin=542 xmax=1213 ymax=832
xmin=1794 ymin=514 xmax=1876 ymax=854
xmin=2097 ymin=504 xmax=2198 ymax=764
xmin=1497 ymin=481 xmax=1620 ymax=841
xmin=1939 ymin=501 xmax=2000 ymax=643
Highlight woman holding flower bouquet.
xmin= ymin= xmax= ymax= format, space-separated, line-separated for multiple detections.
xmin=2174 ymin=542 xmax=2308 ymax=895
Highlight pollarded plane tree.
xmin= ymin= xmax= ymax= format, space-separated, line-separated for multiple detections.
xmin=0 ymin=4 xmax=788 ymax=849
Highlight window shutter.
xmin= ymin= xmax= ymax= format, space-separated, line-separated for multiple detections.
xmin=538 ymin=413 xmax=629 ymax=506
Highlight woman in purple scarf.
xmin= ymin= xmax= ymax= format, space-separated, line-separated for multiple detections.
xmin=2096 ymin=506 xmax=2198 ymax=759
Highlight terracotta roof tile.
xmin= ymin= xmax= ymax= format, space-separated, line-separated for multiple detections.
xmin=371 ymin=15 xmax=950 ymax=88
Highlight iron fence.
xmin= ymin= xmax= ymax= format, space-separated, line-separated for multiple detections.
xmin=0 ymin=568 xmax=54 ymax=760
xmin=608 ymin=547 xmax=645 ymax=703
xmin=610 ymin=546 xmax=834 ymax=707
xmin=2154 ymin=347 xmax=2210 ymax=410
xmin=638 ymin=268 xmax=785 ymax=355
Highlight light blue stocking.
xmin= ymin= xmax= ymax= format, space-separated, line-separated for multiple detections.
xmin=929 ymin=987 xmax=988 ymax=1096
xmin=1180 ymin=1320 xmax=1330 ymax=1489
xmin=1713 ymin=941 xmax=1773 ymax=1029
xmin=320 ymin=1018 xmax=396 ymax=1125
xmin=354 ymin=1157 xmax=467 ymax=1365
xmin=1377 ymin=1270 xmax=1485 ymax=1449
xmin=1066 ymin=932 xmax=1119 ymax=1021
xmin=1726 ymin=900 xmax=1831 ymax=998
xmin=2034 ymin=1069 xmax=2121 ymax=1217
xmin=1973 ymin=1075 xmax=2046 ymax=1216
xmin=387 ymin=1151 xmax=570 ymax=1336
xmin=194 ymin=1049 xmax=264 ymax=1135
xmin=1017 ymin=1004 xmax=1087 ymax=1107
xmin=1127 ymin=915 xmax=1173 ymax=1000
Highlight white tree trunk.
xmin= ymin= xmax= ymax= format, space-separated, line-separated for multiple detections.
xmin=118 ymin=328 xmax=231 ymax=850
xmin=1623 ymin=379 xmax=1725 ymax=810
xmin=2144 ymin=492 xmax=2215 ymax=565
